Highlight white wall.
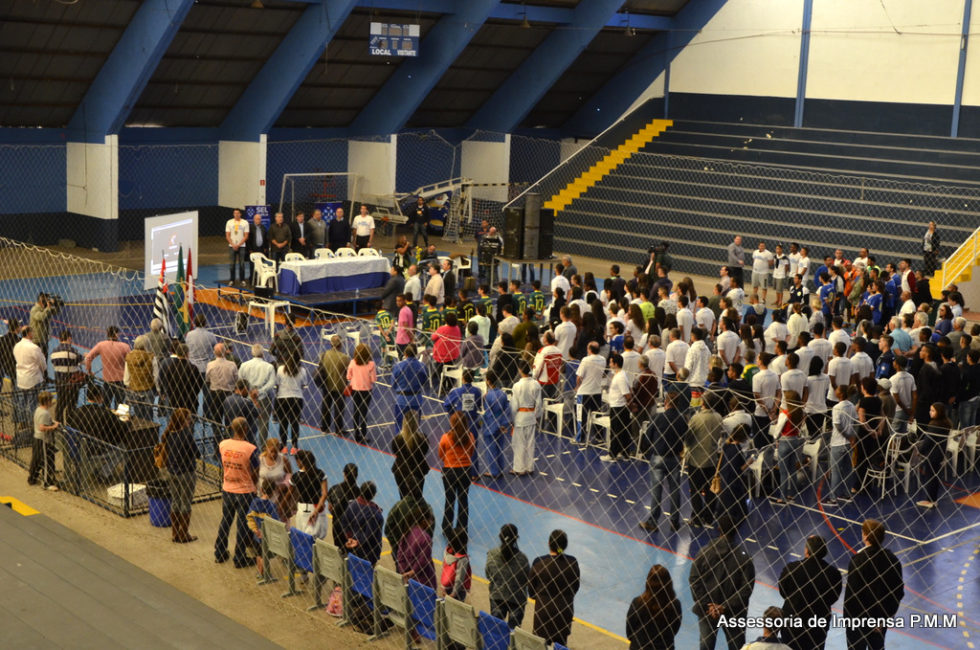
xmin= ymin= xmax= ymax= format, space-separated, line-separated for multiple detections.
xmin=807 ymin=0 xmax=963 ymax=105
xmin=219 ymin=136 xmax=267 ymax=209
xmin=625 ymin=73 xmax=665 ymax=120
xmin=67 ymin=135 xmax=118 ymax=221
xmin=461 ymin=136 xmax=510 ymax=202
xmin=669 ymin=0 xmax=803 ymax=98
xmin=348 ymin=136 xmax=397 ymax=201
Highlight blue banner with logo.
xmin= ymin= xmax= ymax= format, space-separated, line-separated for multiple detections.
xmin=245 ymin=205 xmax=270 ymax=229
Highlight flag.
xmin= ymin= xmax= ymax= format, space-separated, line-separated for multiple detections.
xmin=172 ymin=245 xmax=190 ymax=338
xmin=186 ymin=247 xmax=195 ymax=328
xmin=152 ymin=254 xmax=171 ymax=336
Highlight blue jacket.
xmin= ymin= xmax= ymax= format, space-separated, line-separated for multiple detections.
xmin=392 ymin=358 xmax=427 ymax=406
xmin=483 ymin=388 xmax=512 ymax=433
xmin=444 ymin=384 xmax=482 ymax=429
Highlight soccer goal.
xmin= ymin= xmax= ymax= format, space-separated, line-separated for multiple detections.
xmin=278 ymin=172 xmax=361 ymax=218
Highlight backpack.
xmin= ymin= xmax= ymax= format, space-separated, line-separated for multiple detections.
xmin=440 ymin=552 xmax=472 ymax=593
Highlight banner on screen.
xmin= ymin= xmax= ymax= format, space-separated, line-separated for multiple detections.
xmin=143 ymin=211 xmax=199 ymax=290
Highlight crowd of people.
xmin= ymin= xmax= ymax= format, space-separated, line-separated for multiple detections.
xmin=3 ymin=215 xmax=975 ymax=650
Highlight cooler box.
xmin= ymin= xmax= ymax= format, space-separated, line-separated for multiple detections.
xmin=107 ymin=483 xmax=148 ymax=509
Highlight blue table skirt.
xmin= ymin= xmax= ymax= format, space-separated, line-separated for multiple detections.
xmin=279 ymin=269 xmax=388 ymax=295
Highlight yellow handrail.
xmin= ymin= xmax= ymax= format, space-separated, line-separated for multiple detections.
xmin=940 ymin=225 xmax=980 ymax=288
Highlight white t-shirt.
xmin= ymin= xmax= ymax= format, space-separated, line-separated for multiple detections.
xmin=353 ymin=214 xmax=375 ymax=237
xmin=780 ymin=369 xmax=807 ymax=407
xmin=621 ymin=350 xmax=642 ymax=383
xmin=695 ymin=307 xmax=715 ymax=335
xmin=225 ymin=218 xmax=249 ymax=247
xmin=764 ymin=322 xmax=788 ymax=354
xmin=805 ymin=374 xmax=830 ymax=414
xmin=752 ymin=249 xmax=774 ymax=275
xmin=575 ymin=354 xmax=606 ymax=395
xmin=788 ymin=252 xmax=801 ymax=276
xmin=808 ymin=338 xmax=832 ymax=370
xmin=890 ymin=371 xmax=915 ymax=412
xmin=772 ymin=254 xmax=790 ymax=279
xmin=826 ymin=356 xmax=853 ymax=399
xmin=716 ymin=330 xmax=740 ymax=367
xmin=752 ymin=369 xmax=780 ymax=417
xmin=607 ymin=370 xmax=630 ymax=408
xmin=684 ymin=341 xmax=711 ymax=387
xmin=676 ymin=307 xmax=694 ymax=342
xmin=850 ymin=351 xmax=873 ymax=382
xmin=664 ymin=340 xmax=689 ymax=375
xmin=644 ymin=347 xmax=666 ymax=382
xmin=550 ymin=274 xmax=571 ymax=296
xmin=797 ymin=256 xmax=811 ymax=283
xmin=554 ymin=321 xmax=576 ymax=359
xmin=828 ymin=328 xmax=851 ymax=351
xmin=726 ymin=287 xmax=744 ymax=312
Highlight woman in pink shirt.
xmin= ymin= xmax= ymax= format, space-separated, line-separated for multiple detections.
xmin=347 ymin=344 xmax=377 ymax=444
xmin=84 ymin=325 xmax=131 ymax=408
xmin=395 ymin=293 xmax=415 ymax=355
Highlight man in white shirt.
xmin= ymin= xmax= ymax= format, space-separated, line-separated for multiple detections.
xmin=751 ymin=241 xmax=774 ymax=304
xmin=621 ymin=337 xmax=642 ymax=384
xmin=351 ymin=204 xmax=375 ymax=250
xmin=404 ymin=264 xmax=422 ymax=303
xmin=14 ymin=326 xmax=47 ymax=429
xmin=752 ymin=352 xmax=781 ymax=448
xmin=764 ymin=312 xmax=789 ymax=354
xmin=511 ymin=360 xmax=542 ymax=475
xmin=726 ymin=278 xmax=745 ymax=315
xmin=715 ymin=317 xmax=739 ymax=369
xmin=787 ymin=303 xmax=808 ymax=349
xmin=889 ymin=356 xmax=916 ymax=433
xmin=787 ymin=243 xmax=802 ymax=284
xmin=550 ymin=267 xmax=571 ymax=297
xmin=602 ymin=353 xmax=632 ymax=462
xmin=797 ymin=246 xmax=811 ymax=286
xmin=771 ymin=243 xmax=790 ymax=308
xmin=663 ymin=328 xmax=689 ymax=388
xmin=425 ymin=263 xmax=445 ymax=306
xmin=853 ymin=247 xmax=870 ymax=272
xmin=575 ymin=342 xmax=606 ymax=445
xmin=553 ymin=307 xmax=577 ymax=360
xmin=684 ymin=328 xmax=711 ymax=388
xmin=496 ymin=305 xmax=519 ymax=338
xmin=770 ymin=341 xmax=789 ymax=376
xmin=676 ymin=296 xmax=694 ymax=343
xmin=808 ymin=323 xmax=832 ymax=371
xmin=225 ymin=208 xmax=250 ymax=286
xmin=644 ymin=335 xmax=666 ymax=386
xmin=794 ymin=332 xmax=813 ymax=373
xmin=695 ymin=296 xmax=716 ymax=339
xmin=780 ymin=352 xmax=806 ymax=409
xmin=533 ymin=332 xmax=563 ymax=400
xmin=827 ymin=316 xmax=851 ymax=350
xmin=826 ymin=342 xmax=853 ymax=403
xmin=898 ymin=291 xmax=916 ymax=317
xmin=238 ymin=343 xmax=276 ymax=446
xmin=849 ymin=338 xmax=874 ymax=384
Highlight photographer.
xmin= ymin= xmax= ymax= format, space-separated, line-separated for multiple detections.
xmin=30 ymin=292 xmax=61 ymax=361
xmin=643 ymin=242 xmax=672 ymax=277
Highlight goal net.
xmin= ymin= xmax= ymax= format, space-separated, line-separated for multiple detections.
xmin=278 ymin=172 xmax=360 ymax=218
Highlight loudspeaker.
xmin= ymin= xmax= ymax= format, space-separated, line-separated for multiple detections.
xmin=524 ymin=192 xmax=541 ymax=230
xmin=538 ymin=208 xmax=554 ymax=259
xmin=254 ymin=285 xmax=273 ymax=299
xmin=503 ymin=207 xmax=523 ymax=259
xmin=523 ymin=228 xmax=540 ymax=260
xmin=235 ymin=311 xmax=248 ymax=335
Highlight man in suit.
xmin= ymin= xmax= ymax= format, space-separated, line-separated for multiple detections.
xmin=158 ymin=342 xmax=203 ymax=414
xmin=290 ymin=211 xmax=310 ymax=258
xmin=381 ymin=265 xmax=405 ymax=313
xmin=779 ymin=535 xmax=842 ymax=650
xmin=843 ymin=519 xmax=904 ymax=650
xmin=308 ymin=209 xmax=327 ymax=252
xmin=267 ymin=212 xmax=291 ymax=266
xmin=328 ymin=207 xmax=352 ymax=252
xmin=247 ymin=213 xmax=267 ymax=284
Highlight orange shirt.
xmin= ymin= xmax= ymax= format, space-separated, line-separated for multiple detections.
xmin=220 ymin=438 xmax=258 ymax=493
xmin=438 ymin=431 xmax=474 ymax=469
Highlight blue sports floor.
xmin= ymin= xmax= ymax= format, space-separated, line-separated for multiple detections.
xmin=3 ymin=264 xmax=978 ymax=649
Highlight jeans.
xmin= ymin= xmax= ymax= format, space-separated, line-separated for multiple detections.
xmin=688 ymin=465 xmax=715 ymax=526
xmin=778 ymin=436 xmax=805 ymax=500
xmin=441 ymin=466 xmax=471 ymax=536
xmin=698 ymin=612 xmax=746 ymax=650
xmin=412 ymin=222 xmax=428 ymax=248
xmin=214 ymin=490 xmax=253 ymax=564
xmin=490 ymin=598 xmax=525 ymax=629
xmin=255 ymin=394 xmax=272 ymax=448
xmin=892 ymin=409 xmax=910 ymax=434
xmin=104 ymin=381 xmax=125 ymax=410
xmin=55 ymin=381 xmax=80 ymax=425
xmin=228 ymin=246 xmax=247 ymax=283
xmin=648 ymin=454 xmax=681 ymax=521
xmin=960 ymin=397 xmax=979 ymax=429
xmin=576 ymin=393 xmax=602 ymax=443
xmin=28 ymin=438 xmax=56 ymax=486
xmin=15 ymin=385 xmax=40 ymax=429
xmin=320 ymin=389 xmax=345 ymax=434
xmin=352 ymin=390 xmax=372 ymax=442
xmin=829 ymin=444 xmax=853 ymax=500
xmin=609 ymin=406 xmax=631 ymax=457
xmin=275 ymin=397 xmax=303 ymax=449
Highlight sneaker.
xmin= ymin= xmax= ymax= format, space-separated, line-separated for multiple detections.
xmin=290 ymin=447 xmax=298 ymax=455
xmin=838 ymin=495 xmax=853 ymax=503
xmin=45 ymin=485 xmax=59 ymax=492
xmin=638 ymin=519 xmax=658 ymax=532
xmin=819 ymin=498 xmax=837 ymax=507
xmin=599 ymin=454 xmax=616 ymax=462
xmin=281 ymin=447 xmax=288 ymax=455
xmin=769 ymin=497 xmax=786 ymax=506
xmin=915 ymin=500 xmax=935 ymax=509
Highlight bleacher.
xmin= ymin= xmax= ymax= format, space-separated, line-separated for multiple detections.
xmin=553 ymin=116 xmax=980 ymax=280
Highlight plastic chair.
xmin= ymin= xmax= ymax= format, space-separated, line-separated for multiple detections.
xmin=437 ymin=597 xmax=479 ymax=649
xmin=284 ymin=252 xmax=306 ymax=262
xmin=258 ymin=518 xmax=303 ymax=597
xmin=407 ymin=580 xmax=437 ymax=641
xmin=478 ymin=611 xmax=511 ymax=650
xmin=289 ymin=527 xmax=315 ymax=573
xmin=357 ymin=247 xmax=381 ymax=257
xmin=860 ymin=432 xmax=913 ymax=498
xmin=250 ymin=252 xmax=277 ymax=290
xmin=314 ymin=248 xmax=335 ymax=259
xmin=749 ymin=443 xmax=777 ymax=498
xmin=539 ymin=396 xmax=568 ymax=438
xmin=372 ymin=565 xmax=412 ymax=644
xmin=802 ymin=435 xmax=823 ymax=482
xmin=310 ymin=538 xmax=348 ymax=617
xmin=511 ymin=626 xmax=548 ymax=650
xmin=335 ymin=247 xmax=357 ymax=257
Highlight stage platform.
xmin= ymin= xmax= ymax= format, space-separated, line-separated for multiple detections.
xmin=0 ymin=503 xmax=281 ymax=650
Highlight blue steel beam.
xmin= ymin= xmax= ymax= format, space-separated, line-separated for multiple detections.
xmin=562 ymin=0 xmax=728 ymax=138
xmin=467 ymin=0 xmax=627 ymax=132
xmin=951 ymin=0 xmax=972 ymax=137
xmin=67 ymin=0 xmax=194 ymax=142
xmin=793 ymin=0 xmax=813 ymax=128
xmin=221 ymin=0 xmax=358 ymax=141
xmin=349 ymin=0 xmax=501 ymax=136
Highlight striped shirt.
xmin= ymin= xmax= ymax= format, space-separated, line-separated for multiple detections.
xmin=51 ymin=343 xmax=81 ymax=384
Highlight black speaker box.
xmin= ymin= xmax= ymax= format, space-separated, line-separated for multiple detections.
xmin=503 ymin=207 xmax=523 ymax=259
xmin=538 ymin=208 xmax=554 ymax=259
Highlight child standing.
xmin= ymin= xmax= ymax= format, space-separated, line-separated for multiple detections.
xmin=441 ymin=527 xmax=472 ymax=602
xmin=247 ymin=479 xmax=281 ymax=576
xmin=28 ymin=391 xmax=60 ymax=490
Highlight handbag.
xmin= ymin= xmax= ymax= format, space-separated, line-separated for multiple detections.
xmin=709 ymin=447 xmax=725 ymax=495
xmin=153 ymin=438 xmax=167 ymax=469
xmin=343 ymin=384 xmax=353 ymax=397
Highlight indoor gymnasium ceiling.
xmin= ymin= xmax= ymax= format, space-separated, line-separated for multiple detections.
xmin=0 ymin=0 xmax=689 ymax=131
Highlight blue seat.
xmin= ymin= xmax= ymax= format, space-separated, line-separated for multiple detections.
xmin=348 ymin=555 xmax=374 ymax=600
xmin=478 ymin=611 xmax=511 ymax=650
xmin=554 ymin=644 xmax=570 ymax=650
xmin=289 ymin=527 xmax=315 ymax=573
xmin=407 ymin=579 xmax=437 ymax=641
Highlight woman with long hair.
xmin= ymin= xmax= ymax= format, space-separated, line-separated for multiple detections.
xmin=275 ymin=354 xmax=307 ymax=455
xmin=917 ymin=402 xmax=953 ymax=509
xmin=682 ymin=277 xmax=697 ymax=304
xmin=772 ymin=390 xmax=806 ymax=505
xmin=292 ymin=449 xmax=328 ymax=538
xmin=583 ymin=272 xmax=598 ymax=304
xmin=590 ymin=299 xmax=607 ymax=332
xmin=737 ymin=323 xmax=755 ymax=363
xmin=627 ymin=304 xmax=646 ymax=343
xmin=162 ymin=407 xmax=201 ymax=543
xmin=932 ymin=303 xmax=954 ymax=341
xmin=626 ymin=564 xmax=682 ymax=649
xmin=486 ymin=523 xmax=530 ymax=628
xmin=347 ymin=343 xmax=377 ymax=443
xmin=259 ymin=437 xmax=295 ymax=522
xmin=391 ymin=410 xmax=429 ymax=500
xmin=437 ymin=412 xmax=474 ymax=539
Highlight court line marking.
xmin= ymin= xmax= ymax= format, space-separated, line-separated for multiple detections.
xmin=0 ymin=496 xmax=39 ymax=516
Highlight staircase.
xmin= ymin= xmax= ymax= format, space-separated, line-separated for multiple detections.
xmin=544 ymin=119 xmax=672 ymax=213
xmin=932 ymin=226 xmax=980 ymax=295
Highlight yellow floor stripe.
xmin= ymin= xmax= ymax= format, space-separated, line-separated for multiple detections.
xmin=1 ymin=496 xmax=40 ymax=516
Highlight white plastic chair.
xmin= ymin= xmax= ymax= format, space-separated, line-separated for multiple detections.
xmin=861 ymin=433 xmax=914 ymax=498
xmin=284 ymin=252 xmax=306 ymax=263
xmin=357 ymin=247 xmax=381 ymax=257
xmin=802 ymin=435 xmax=823 ymax=482
xmin=314 ymin=248 xmax=335 ymax=260
xmin=335 ymin=247 xmax=356 ymax=258
xmin=250 ymin=253 xmax=278 ymax=290
xmin=539 ymin=397 xmax=568 ymax=438
xmin=749 ymin=443 xmax=777 ymax=498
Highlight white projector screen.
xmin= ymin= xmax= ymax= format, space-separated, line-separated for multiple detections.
xmin=143 ymin=211 xmax=199 ymax=290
